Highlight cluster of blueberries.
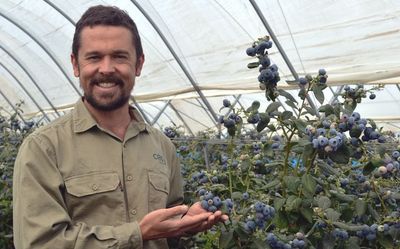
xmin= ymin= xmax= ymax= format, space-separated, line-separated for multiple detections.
xmin=305 ymin=125 xmax=345 ymax=153
xmin=331 ymin=228 xmax=349 ymax=240
xmin=342 ymin=84 xmax=376 ymax=103
xmin=198 ymin=189 xmax=233 ymax=214
xmin=244 ymin=201 xmax=275 ymax=232
xmin=298 ymin=69 xmax=327 ymax=86
xmin=337 ymin=112 xmax=385 ymax=143
xmin=355 ymin=224 xmax=381 ymax=241
xmin=163 ymin=127 xmax=177 ymax=138
xmin=246 ymin=39 xmax=280 ymax=90
xmin=377 ymin=150 xmax=400 ymax=177
xmin=191 ymin=170 xmax=209 ymax=184
xmin=265 ymin=232 xmax=307 ymax=249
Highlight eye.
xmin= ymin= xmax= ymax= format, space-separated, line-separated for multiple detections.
xmin=87 ymin=55 xmax=100 ymax=61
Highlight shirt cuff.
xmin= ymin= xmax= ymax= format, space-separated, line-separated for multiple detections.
xmin=114 ymin=222 xmax=143 ymax=249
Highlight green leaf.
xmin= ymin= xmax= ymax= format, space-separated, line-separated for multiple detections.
xmin=247 ymin=62 xmax=260 ymax=69
xmin=302 ymin=144 xmax=315 ymax=169
xmin=304 ymin=106 xmax=317 ymax=116
xmin=278 ymin=89 xmax=298 ymax=103
xmin=329 ymin=190 xmax=355 ymax=202
xmin=313 ymin=85 xmax=325 ymax=104
xmin=228 ymin=126 xmax=236 ymax=137
xmin=285 ymin=100 xmax=297 ymax=110
xmin=377 ymin=233 xmax=396 ymax=249
xmin=354 ymin=199 xmax=367 ymax=216
xmin=368 ymin=204 xmax=380 ymax=222
xmin=250 ymin=239 xmax=267 ymax=249
xmin=219 ymin=230 xmax=233 ymax=248
xmin=231 ymin=191 xmax=243 ymax=200
xmin=266 ymin=102 xmax=281 ymax=114
xmin=363 ymin=161 xmax=375 ymax=175
xmin=273 ymin=211 xmax=288 ymax=229
xmin=285 ymin=195 xmax=302 ymax=211
xmin=246 ymin=100 xmax=261 ymax=112
xmin=263 ymin=179 xmax=280 ymax=189
xmin=325 ymin=208 xmax=341 ymax=222
xmin=300 ymin=207 xmax=313 ymax=223
xmin=329 ymin=144 xmax=350 ymax=164
xmin=267 ymin=124 xmax=276 ymax=132
xmin=274 ymin=197 xmax=286 ymax=211
xmin=318 ymin=104 xmax=334 ymax=116
xmin=298 ymin=87 xmax=306 ymax=100
xmin=302 ymin=174 xmax=317 ymax=196
xmin=368 ymin=118 xmax=377 ymax=129
xmin=345 ymin=237 xmax=361 ymax=249
xmin=294 ymin=119 xmax=308 ymax=135
xmin=318 ymin=196 xmax=332 ymax=210
xmin=284 ymin=176 xmax=301 ymax=194
xmin=344 ymin=100 xmax=357 ymax=114
xmin=332 ymin=222 xmax=366 ymax=231
xmin=280 ymin=111 xmax=293 ymax=120
xmin=256 ymin=113 xmax=270 ymax=132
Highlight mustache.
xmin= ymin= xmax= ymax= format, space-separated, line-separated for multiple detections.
xmin=90 ymin=75 xmax=124 ymax=86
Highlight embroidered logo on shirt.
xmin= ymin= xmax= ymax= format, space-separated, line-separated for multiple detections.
xmin=153 ymin=153 xmax=166 ymax=165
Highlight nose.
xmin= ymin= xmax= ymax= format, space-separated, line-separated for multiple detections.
xmin=98 ymin=56 xmax=115 ymax=74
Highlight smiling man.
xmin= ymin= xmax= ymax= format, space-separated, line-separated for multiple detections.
xmin=13 ymin=5 xmax=227 ymax=249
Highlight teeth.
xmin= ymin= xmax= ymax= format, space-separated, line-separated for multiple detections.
xmin=97 ymin=82 xmax=116 ymax=88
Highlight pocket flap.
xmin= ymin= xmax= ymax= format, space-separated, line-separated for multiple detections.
xmin=65 ymin=172 xmax=120 ymax=197
xmin=148 ymin=172 xmax=169 ymax=194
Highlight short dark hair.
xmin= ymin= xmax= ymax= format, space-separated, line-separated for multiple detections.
xmin=72 ymin=5 xmax=143 ymax=59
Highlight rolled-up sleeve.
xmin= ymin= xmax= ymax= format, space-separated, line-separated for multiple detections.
xmin=13 ymin=134 xmax=143 ymax=249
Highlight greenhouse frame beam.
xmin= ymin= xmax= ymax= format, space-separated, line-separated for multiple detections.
xmin=43 ymin=0 xmax=76 ymax=25
xmin=249 ymin=0 xmax=319 ymax=117
xmin=0 ymin=88 xmax=26 ymax=122
xmin=130 ymin=0 xmax=219 ymax=127
xmin=168 ymin=103 xmax=194 ymax=136
xmin=328 ymin=85 xmax=344 ymax=105
xmin=0 ymin=11 xmax=81 ymax=97
xmin=130 ymin=96 xmax=151 ymax=124
xmin=151 ymin=100 xmax=171 ymax=125
xmin=0 ymin=62 xmax=50 ymax=122
xmin=0 ymin=45 xmax=60 ymax=117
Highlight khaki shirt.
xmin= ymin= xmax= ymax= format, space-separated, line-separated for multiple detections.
xmin=13 ymin=99 xmax=183 ymax=249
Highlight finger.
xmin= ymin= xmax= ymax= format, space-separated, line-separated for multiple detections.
xmin=160 ymin=205 xmax=189 ymax=221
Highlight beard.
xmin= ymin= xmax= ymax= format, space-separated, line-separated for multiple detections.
xmin=83 ymin=74 xmax=132 ymax=112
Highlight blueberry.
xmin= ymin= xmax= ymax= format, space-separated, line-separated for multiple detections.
xmin=299 ymin=77 xmax=308 ymax=86
xmin=318 ymin=68 xmax=327 ymax=76
xmin=260 ymin=55 xmax=271 ymax=67
xmin=369 ymin=93 xmax=376 ymax=99
xmin=222 ymin=99 xmax=231 ymax=107
xmin=242 ymin=192 xmax=250 ymax=200
xmin=246 ymin=47 xmax=257 ymax=56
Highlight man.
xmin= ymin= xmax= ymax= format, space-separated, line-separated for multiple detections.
xmin=13 ymin=5 xmax=227 ymax=249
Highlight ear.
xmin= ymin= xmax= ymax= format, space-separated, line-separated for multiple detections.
xmin=135 ymin=54 xmax=145 ymax=76
xmin=71 ymin=53 xmax=80 ymax=77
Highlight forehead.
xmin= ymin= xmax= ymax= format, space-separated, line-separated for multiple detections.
xmin=79 ymin=25 xmax=135 ymax=52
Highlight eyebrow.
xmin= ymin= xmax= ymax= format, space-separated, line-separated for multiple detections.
xmin=83 ymin=50 xmax=131 ymax=58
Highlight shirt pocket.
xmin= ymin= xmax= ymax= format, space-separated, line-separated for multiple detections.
xmin=65 ymin=171 xmax=120 ymax=197
xmin=148 ymin=171 xmax=170 ymax=211
xmin=64 ymin=171 xmax=123 ymax=224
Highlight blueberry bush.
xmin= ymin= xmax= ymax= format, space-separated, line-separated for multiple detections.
xmin=167 ymin=37 xmax=400 ymax=248
xmin=1 ymin=36 xmax=399 ymax=249
xmin=0 ymin=107 xmax=36 ymax=249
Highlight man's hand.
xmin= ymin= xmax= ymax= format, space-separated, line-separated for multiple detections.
xmin=139 ymin=203 xmax=229 ymax=241
xmin=182 ymin=202 xmax=229 ymax=234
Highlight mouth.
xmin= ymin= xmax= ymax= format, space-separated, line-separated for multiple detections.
xmin=97 ymin=82 xmax=117 ymax=88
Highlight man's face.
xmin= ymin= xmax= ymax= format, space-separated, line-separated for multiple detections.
xmin=71 ymin=25 xmax=144 ymax=111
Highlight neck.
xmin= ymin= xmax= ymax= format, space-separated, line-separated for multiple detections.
xmin=83 ymin=100 xmax=132 ymax=140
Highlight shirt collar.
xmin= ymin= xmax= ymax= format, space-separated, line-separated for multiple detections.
xmin=72 ymin=98 xmax=150 ymax=134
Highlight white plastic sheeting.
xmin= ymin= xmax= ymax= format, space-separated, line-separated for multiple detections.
xmin=0 ymin=0 xmax=400 ymax=133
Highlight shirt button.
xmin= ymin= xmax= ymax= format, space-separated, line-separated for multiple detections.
xmin=130 ymin=209 xmax=137 ymax=215
xmin=91 ymin=184 xmax=99 ymax=191
xmin=126 ymin=175 xmax=133 ymax=181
